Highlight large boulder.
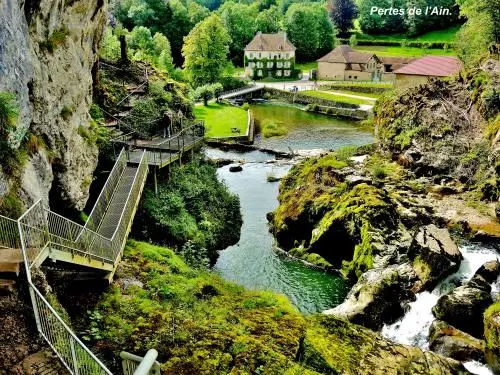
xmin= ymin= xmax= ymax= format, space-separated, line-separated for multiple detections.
xmin=484 ymin=301 xmax=500 ymax=373
xmin=323 ymin=263 xmax=418 ymax=330
xmin=408 ymin=224 xmax=462 ymax=291
xmin=300 ymin=315 xmax=471 ymax=375
xmin=429 ymin=320 xmax=486 ymax=362
xmin=432 ymin=268 xmax=494 ymax=338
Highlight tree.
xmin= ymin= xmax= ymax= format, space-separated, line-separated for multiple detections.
xmin=218 ymin=2 xmax=259 ymax=64
xmin=255 ymin=5 xmax=282 ymax=33
xmin=182 ymin=14 xmax=231 ymax=86
xmin=327 ymin=0 xmax=358 ymax=37
xmin=284 ymin=3 xmax=334 ymax=61
xmin=357 ymin=0 xmax=405 ymax=34
xmin=456 ymin=0 xmax=500 ymax=66
xmin=100 ymin=27 xmax=121 ymax=61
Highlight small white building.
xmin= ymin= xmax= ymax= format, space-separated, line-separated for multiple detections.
xmin=243 ymin=32 xmax=297 ymax=79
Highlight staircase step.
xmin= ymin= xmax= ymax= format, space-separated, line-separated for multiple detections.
xmin=0 ymin=262 xmax=20 ymax=274
xmin=0 ymin=278 xmax=16 ymax=293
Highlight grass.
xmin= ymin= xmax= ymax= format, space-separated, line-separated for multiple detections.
xmin=353 ymin=45 xmax=456 ymax=57
xmin=320 ymin=81 xmax=393 ymax=88
xmin=354 ymin=25 xmax=460 ymax=43
xmin=296 ymin=61 xmax=318 ymax=73
xmin=194 ymin=102 xmax=248 ymax=138
xmin=301 ymin=90 xmax=374 ymax=106
xmin=335 ymin=90 xmax=382 ymax=99
xmin=261 ymin=119 xmax=288 ymax=138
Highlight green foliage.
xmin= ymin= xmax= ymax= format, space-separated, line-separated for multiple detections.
xmin=456 ymin=0 xmax=499 ymax=66
xmin=261 ymin=119 xmax=288 ymax=138
xmin=60 ymin=106 xmax=73 ymax=120
xmin=218 ymin=1 xmax=259 ymax=64
xmin=134 ymin=158 xmax=242 ymax=263
xmin=0 ymin=92 xmax=27 ymax=179
xmin=192 ymin=83 xmax=224 ymax=105
xmin=89 ymin=104 xmax=104 ymax=121
xmin=241 ymin=103 xmax=250 ymax=111
xmin=349 ymin=34 xmax=358 ymax=47
xmin=100 ymin=27 xmax=121 ymax=61
xmin=182 ymin=14 xmax=231 ymax=86
xmin=255 ymin=5 xmax=282 ymax=33
xmin=89 ymin=240 xmax=307 ymax=373
xmin=0 ymin=191 xmax=23 ymax=218
xmin=285 ymin=3 xmax=335 ymax=61
xmin=41 ymin=26 xmax=70 ymax=52
xmin=327 ymin=0 xmax=358 ymax=37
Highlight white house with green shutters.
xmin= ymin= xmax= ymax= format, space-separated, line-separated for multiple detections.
xmin=243 ymin=32 xmax=298 ymax=79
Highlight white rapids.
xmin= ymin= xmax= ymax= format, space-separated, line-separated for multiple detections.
xmin=381 ymin=242 xmax=499 ymax=375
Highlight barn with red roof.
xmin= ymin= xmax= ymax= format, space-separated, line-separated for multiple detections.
xmin=394 ymin=56 xmax=462 ymax=88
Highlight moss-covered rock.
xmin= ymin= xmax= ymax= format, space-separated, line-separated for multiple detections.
xmin=408 ymin=224 xmax=462 ymax=291
xmin=300 ymin=315 xmax=471 ymax=375
xmin=429 ymin=320 xmax=486 ymax=362
xmin=90 ymin=241 xmax=307 ymax=374
xmin=484 ymin=301 xmax=500 ymax=351
xmin=324 ymin=263 xmax=418 ymax=330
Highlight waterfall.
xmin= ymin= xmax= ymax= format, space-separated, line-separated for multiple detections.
xmin=381 ymin=242 xmax=499 ymax=375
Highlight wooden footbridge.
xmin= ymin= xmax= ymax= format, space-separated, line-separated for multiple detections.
xmin=0 ymin=123 xmax=205 ymax=374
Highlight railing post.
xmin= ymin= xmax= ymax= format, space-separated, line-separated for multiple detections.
xmin=70 ymin=338 xmax=80 ymax=375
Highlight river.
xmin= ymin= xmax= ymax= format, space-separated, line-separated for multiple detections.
xmin=209 ymin=104 xmax=374 ymax=314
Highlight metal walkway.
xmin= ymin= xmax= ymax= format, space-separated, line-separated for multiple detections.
xmin=0 ymin=150 xmax=154 ymax=374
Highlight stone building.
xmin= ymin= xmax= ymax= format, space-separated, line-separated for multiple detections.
xmin=243 ymin=32 xmax=297 ymax=79
xmin=394 ymin=56 xmax=462 ymax=89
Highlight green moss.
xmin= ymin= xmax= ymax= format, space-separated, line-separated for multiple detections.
xmin=484 ymin=301 xmax=500 ymax=351
xmin=262 ymin=119 xmax=288 ymax=138
xmin=341 ymin=222 xmax=373 ymax=279
xmin=60 ymin=106 xmax=74 ymax=120
xmin=0 ymin=190 xmax=23 ymax=218
xmin=91 ymin=240 xmax=307 ymax=373
xmin=41 ymin=26 xmax=70 ymax=52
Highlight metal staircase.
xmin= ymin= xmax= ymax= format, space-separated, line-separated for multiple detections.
xmin=0 ymin=149 xmax=152 ymax=374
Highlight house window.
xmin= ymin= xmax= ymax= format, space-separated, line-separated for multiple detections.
xmin=277 ymin=70 xmax=282 ymax=76
xmin=278 ymin=53 xmax=281 ymax=58
xmin=259 ymin=53 xmax=261 ymax=58
xmin=249 ymin=53 xmax=254 ymax=59
xmin=349 ymin=76 xmax=352 ymax=79
xmin=267 ymin=61 xmax=273 ymax=68
xmin=257 ymin=70 xmax=263 ymax=76
xmin=277 ymin=61 xmax=283 ymax=68
xmin=257 ymin=62 xmax=263 ymax=68
xmin=249 ymin=62 xmax=255 ymax=68
xmin=354 ymin=76 xmax=358 ymax=79
xmin=284 ymin=61 xmax=290 ymax=68
xmin=286 ymin=53 xmax=289 ymax=58
xmin=284 ymin=70 xmax=290 ymax=76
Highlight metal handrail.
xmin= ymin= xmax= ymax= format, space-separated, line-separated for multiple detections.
xmin=120 ymin=350 xmax=160 ymax=375
xmin=84 ymin=148 xmax=127 ymax=233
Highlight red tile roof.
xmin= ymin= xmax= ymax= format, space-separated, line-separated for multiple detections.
xmin=394 ymin=56 xmax=462 ymax=77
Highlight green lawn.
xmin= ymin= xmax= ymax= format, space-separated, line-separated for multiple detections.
xmin=194 ymin=102 xmax=248 ymax=138
xmin=354 ymin=45 xmax=456 ymax=57
xmin=320 ymin=81 xmax=393 ymax=88
xmin=354 ymin=25 xmax=460 ymax=43
xmin=301 ymin=90 xmax=374 ymax=106
xmin=335 ymin=90 xmax=382 ymax=99
xmin=296 ymin=61 xmax=318 ymax=73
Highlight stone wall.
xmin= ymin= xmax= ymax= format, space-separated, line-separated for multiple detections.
xmin=0 ymin=0 xmax=108 ymax=212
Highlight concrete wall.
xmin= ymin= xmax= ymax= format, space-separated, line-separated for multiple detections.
xmin=395 ymin=74 xmax=429 ymax=89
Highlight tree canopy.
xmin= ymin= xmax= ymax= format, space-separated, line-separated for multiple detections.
xmin=328 ymin=0 xmax=358 ymax=37
xmin=284 ymin=3 xmax=335 ymax=61
xmin=182 ymin=14 xmax=231 ymax=86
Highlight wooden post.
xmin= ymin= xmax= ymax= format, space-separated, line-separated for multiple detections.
xmin=119 ymin=35 xmax=129 ymax=64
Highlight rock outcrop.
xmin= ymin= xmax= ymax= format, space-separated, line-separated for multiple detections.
xmin=408 ymin=224 xmax=463 ymax=291
xmin=324 ymin=263 xmax=418 ymax=330
xmin=432 ymin=262 xmax=498 ymax=338
xmin=301 ymin=315 xmax=472 ymax=375
xmin=0 ymin=0 xmax=107 ymax=211
xmin=429 ymin=320 xmax=486 ymax=362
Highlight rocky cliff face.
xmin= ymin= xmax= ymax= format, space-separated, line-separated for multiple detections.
xmin=0 ymin=0 xmax=107 ymax=212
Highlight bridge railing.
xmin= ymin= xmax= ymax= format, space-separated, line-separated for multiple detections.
xmin=120 ymin=350 xmax=160 ymax=375
xmin=84 ymin=149 xmax=127 ymax=234
xmin=111 ymin=150 xmax=148 ymax=260
xmin=219 ymin=84 xmax=256 ymax=98
xmin=0 ymin=215 xmax=21 ymax=249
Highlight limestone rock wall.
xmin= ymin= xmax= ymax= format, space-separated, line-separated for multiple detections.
xmin=0 ymin=0 xmax=107 ymax=211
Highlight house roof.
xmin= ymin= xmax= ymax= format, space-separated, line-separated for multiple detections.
xmin=244 ymin=32 xmax=296 ymax=52
xmin=317 ymin=45 xmax=376 ymax=64
xmin=394 ymin=56 xmax=462 ymax=76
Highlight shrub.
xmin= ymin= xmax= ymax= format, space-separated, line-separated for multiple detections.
xmin=89 ymin=104 xmax=104 ymax=120
xmin=41 ymin=26 xmax=70 ymax=52
xmin=242 ymin=103 xmax=249 ymax=111
xmin=261 ymin=119 xmax=288 ymax=138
